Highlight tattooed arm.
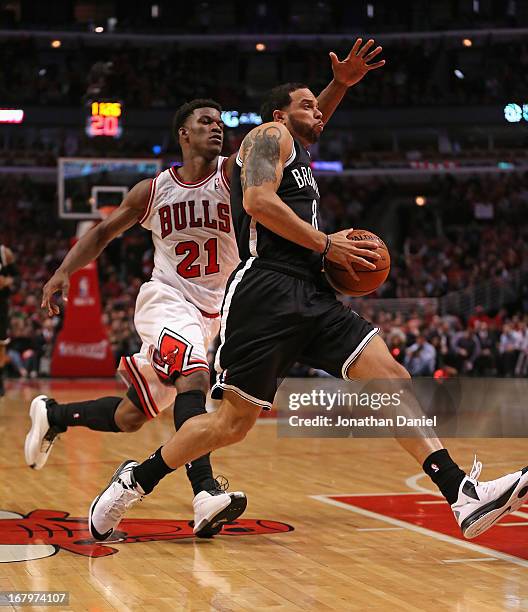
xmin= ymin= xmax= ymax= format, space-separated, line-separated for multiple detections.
xmin=241 ymin=122 xmax=327 ymax=253
xmin=241 ymin=122 xmax=381 ymax=274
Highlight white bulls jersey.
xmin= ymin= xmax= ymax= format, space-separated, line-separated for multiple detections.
xmin=140 ymin=156 xmax=239 ymax=314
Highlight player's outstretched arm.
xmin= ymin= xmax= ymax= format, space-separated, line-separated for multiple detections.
xmin=317 ymin=37 xmax=385 ymax=125
xmin=241 ymin=122 xmax=327 ymax=254
xmin=41 ymin=178 xmax=151 ymax=316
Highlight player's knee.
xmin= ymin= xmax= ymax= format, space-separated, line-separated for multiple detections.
xmin=120 ymin=414 xmax=145 ymax=432
xmin=227 ymin=419 xmax=251 ymax=444
xmin=119 ymin=411 xmax=146 ymax=432
xmin=222 ymin=412 xmax=254 ymax=444
xmin=115 ymin=399 xmax=147 ymax=432
xmin=176 ymin=371 xmax=210 ymax=396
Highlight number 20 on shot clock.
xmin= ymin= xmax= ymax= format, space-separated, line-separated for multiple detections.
xmin=86 ymin=100 xmax=123 ymax=138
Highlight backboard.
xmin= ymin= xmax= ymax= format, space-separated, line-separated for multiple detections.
xmin=58 ymin=158 xmax=162 ymax=220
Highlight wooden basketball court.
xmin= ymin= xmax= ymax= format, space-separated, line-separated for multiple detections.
xmin=1 ymin=380 xmax=527 ymax=611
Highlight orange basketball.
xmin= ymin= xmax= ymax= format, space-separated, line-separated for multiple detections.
xmin=325 ymin=229 xmax=390 ymax=297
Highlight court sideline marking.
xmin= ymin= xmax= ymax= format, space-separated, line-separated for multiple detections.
xmin=311 ymin=494 xmax=528 ymax=568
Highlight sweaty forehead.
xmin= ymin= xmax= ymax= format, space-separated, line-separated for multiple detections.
xmin=289 ymin=88 xmax=317 ymax=105
xmin=191 ymin=107 xmax=222 ymax=122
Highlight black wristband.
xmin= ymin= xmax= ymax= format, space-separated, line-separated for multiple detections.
xmin=322 ymin=235 xmax=332 ymax=258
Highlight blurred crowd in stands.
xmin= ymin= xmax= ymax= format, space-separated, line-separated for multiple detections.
xmin=321 ymin=171 xmax=528 ymax=298
xmin=1 ymin=169 xmax=527 ymax=380
xmin=2 ymin=30 xmax=528 ymax=169
xmin=293 ymin=306 xmax=528 ymax=379
xmin=1 ymin=35 xmax=528 ymax=112
xmin=1 ymin=0 xmax=524 ymax=36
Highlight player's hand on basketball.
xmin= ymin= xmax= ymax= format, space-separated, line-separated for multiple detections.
xmin=329 ymin=38 xmax=385 ymax=88
xmin=41 ymin=270 xmax=70 ymax=316
xmin=325 ymin=230 xmax=381 ymax=281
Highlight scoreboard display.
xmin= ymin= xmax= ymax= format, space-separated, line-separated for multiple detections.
xmin=86 ymin=101 xmax=123 ymax=138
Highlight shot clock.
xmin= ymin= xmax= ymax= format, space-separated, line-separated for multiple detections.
xmin=86 ymin=100 xmax=123 ymax=138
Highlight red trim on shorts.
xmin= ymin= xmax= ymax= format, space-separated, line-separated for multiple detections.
xmin=180 ymin=365 xmax=211 ymax=377
xmin=169 ymin=166 xmax=216 ymax=188
xmin=122 ymin=357 xmax=153 ymax=419
xmin=199 ymin=309 xmax=220 ymax=319
xmin=123 ymin=356 xmax=160 ymax=419
xmin=138 ymin=177 xmax=157 ymax=225
xmin=130 ymin=356 xmax=160 ymax=416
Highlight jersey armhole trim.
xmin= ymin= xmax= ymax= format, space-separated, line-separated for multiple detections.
xmin=283 ymin=140 xmax=296 ymax=168
xmin=138 ymin=177 xmax=157 ymax=225
xmin=220 ymin=157 xmax=231 ymax=192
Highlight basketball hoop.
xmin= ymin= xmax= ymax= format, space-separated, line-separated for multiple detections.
xmin=57 ymin=158 xmax=160 ymax=221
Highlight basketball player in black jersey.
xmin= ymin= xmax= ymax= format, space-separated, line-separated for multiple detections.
xmin=90 ymin=79 xmax=528 ymax=542
xmin=0 ymin=245 xmax=16 ymax=397
xmin=49 ymin=39 xmax=393 ymax=540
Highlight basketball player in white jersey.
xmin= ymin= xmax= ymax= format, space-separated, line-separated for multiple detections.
xmin=25 ymin=39 xmax=386 ymax=539
xmin=26 ymin=99 xmax=247 ymax=537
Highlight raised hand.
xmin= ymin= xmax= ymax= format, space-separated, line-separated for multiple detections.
xmin=329 ymin=38 xmax=385 ymax=87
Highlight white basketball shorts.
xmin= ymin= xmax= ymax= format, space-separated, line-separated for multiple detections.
xmin=118 ymin=280 xmax=220 ymax=419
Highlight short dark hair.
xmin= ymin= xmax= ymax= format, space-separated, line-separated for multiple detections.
xmin=172 ymin=98 xmax=222 ymax=140
xmin=260 ymin=83 xmax=309 ymax=123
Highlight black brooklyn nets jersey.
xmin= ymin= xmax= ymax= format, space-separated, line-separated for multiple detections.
xmin=231 ymin=137 xmax=323 ymax=275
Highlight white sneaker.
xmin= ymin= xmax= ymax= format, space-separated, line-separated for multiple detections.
xmin=24 ymin=395 xmax=61 ymax=470
xmin=193 ymin=489 xmax=247 ymax=537
xmin=452 ymin=457 xmax=528 ymax=539
xmin=89 ymin=460 xmax=144 ymax=541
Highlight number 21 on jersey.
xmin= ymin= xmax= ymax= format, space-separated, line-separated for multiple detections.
xmin=176 ymin=238 xmax=219 ymax=279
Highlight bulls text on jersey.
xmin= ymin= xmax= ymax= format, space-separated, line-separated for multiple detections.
xmin=158 ymin=200 xmax=231 ymax=239
xmin=139 ymin=156 xmax=240 ymax=314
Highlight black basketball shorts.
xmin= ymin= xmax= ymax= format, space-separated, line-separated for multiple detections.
xmin=211 ymin=260 xmax=379 ymax=410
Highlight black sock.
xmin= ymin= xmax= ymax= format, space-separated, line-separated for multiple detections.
xmin=133 ymin=447 xmax=174 ymax=494
xmin=423 ymin=449 xmax=466 ymax=505
xmin=47 ymin=397 xmax=121 ymax=432
xmin=174 ymin=390 xmax=216 ymax=495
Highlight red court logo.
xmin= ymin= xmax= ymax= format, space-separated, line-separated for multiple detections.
xmin=0 ymin=509 xmax=293 ymax=561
